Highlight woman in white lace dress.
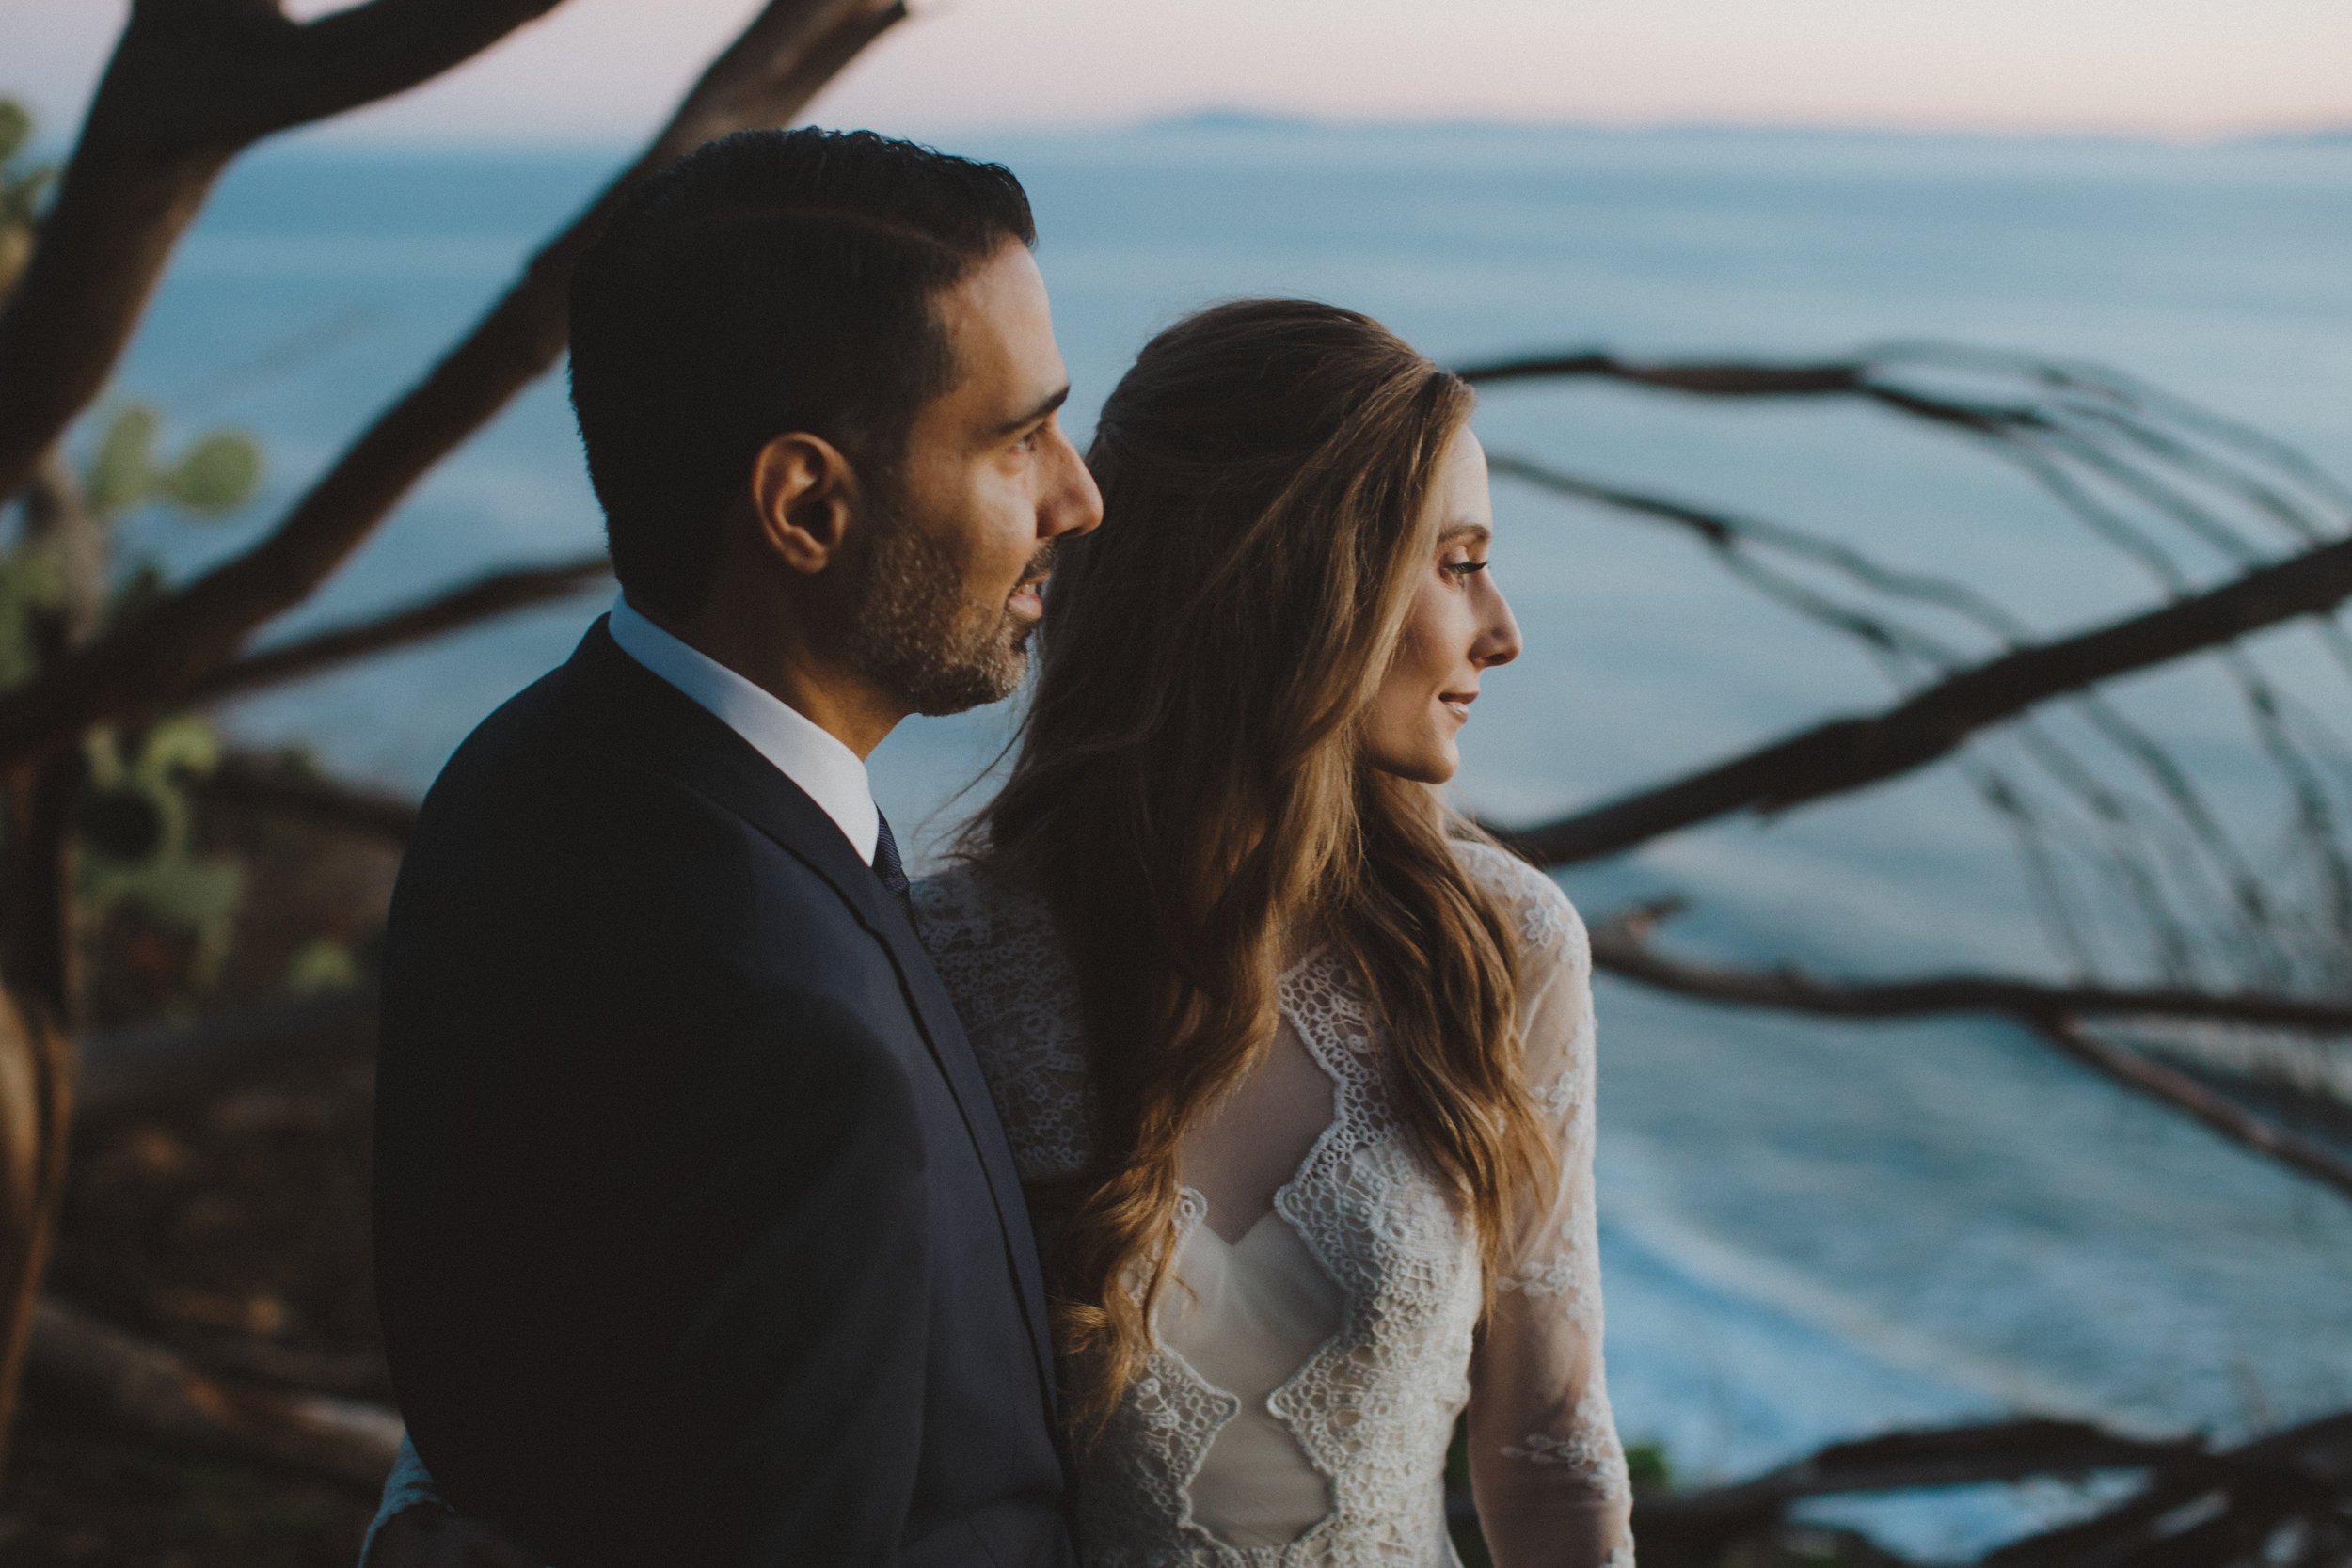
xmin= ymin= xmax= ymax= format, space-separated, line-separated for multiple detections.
xmin=368 ymin=300 xmax=1632 ymax=1567
xmin=918 ymin=299 xmax=1632 ymax=1567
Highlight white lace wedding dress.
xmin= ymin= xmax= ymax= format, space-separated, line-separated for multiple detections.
xmin=912 ymin=841 xmax=1634 ymax=1568
xmin=368 ymin=841 xmax=1633 ymax=1568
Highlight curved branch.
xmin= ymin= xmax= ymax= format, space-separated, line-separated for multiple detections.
xmin=26 ymin=1296 xmax=399 ymax=1484
xmin=195 ymin=758 xmax=419 ymax=847
xmin=1459 ymin=351 xmax=1868 ymax=398
xmin=0 ymin=0 xmax=574 ymax=510
xmin=1630 ymin=1418 xmax=2200 ymax=1552
xmin=1984 ymin=1407 xmax=2352 ymax=1566
xmin=1587 ymin=904 xmax=2352 ymax=1034
xmin=1500 ymin=533 xmax=2352 ymax=866
xmin=1585 ymin=903 xmax=2352 ymax=1203
xmin=1455 ymin=349 xmax=2040 ymax=436
xmin=0 ymin=0 xmax=905 ymax=770
xmin=184 ymin=553 xmax=610 ymax=707
xmin=2031 ymin=1016 xmax=2352 ymax=1203
xmin=76 ymin=984 xmax=378 ymax=1121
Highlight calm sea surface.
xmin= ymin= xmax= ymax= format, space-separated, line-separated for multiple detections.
xmin=108 ymin=122 xmax=2352 ymax=1555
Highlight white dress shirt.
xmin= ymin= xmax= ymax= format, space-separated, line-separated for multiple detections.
xmin=606 ymin=594 xmax=880 ymax=865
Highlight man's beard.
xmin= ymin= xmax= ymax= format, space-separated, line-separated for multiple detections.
xmin=838 ymin=502 xmax=1051 ymax=718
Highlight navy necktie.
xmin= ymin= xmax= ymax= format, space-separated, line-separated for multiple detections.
xmin=872 ymin=810 xmax=914 ymax=918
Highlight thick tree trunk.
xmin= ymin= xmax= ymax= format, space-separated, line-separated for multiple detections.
xmin=0 ymin=0 xmax=576 ymax=512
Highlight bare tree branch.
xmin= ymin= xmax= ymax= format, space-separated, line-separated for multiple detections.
xmin=1490 ymin=452 xmax=2301 ymax=985
xmin=195 ymin=754 xmax=420 ymax=847
xmin=75 ymin=984 xmax=377 ymax=1121
xmin=1586 ymin=901 xmax=2352 ymax=1034
xmin=1499 ymin=533 xmax=2352 ymax=866
xmin=1461 ymin=351 xmax=1875 ymax=401
xmin=2030 ymin=1016 xmax=2352 ymax=1204
xmin=1572 ymin=1405 xmax=2352 ymax=1568
xmin=25 ymin=1296 xmax=399 ymax=1484
xmin=0 ymin=0 xmax=576 ymax=510
xmin=184 ymin=553 xmax=610 ymax=708
xmin=0 ymin=0 xmax=903 ymax=771
xmin=1625 ymin=1418 xmax=2201 ymax=1558
xmin=1583 ymin=902 xmax=2352 ymax=1202
xmin=1982 ymin=1407 xmax=2352 ymax=1567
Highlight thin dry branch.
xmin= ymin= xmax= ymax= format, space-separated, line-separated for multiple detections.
xmin=1460 ymin=352 xmax=1880 ymax=402
xmin=184 ymin=553 xmax=610 ymax=707
xmin=1499 ymin=533 xmax=2352 ymax=865
xmin=195 ymin=756 xmax=420 ymax=847
xmin=1490 ymin=451 xmax=2296 ymax=984
xmin=1587 ymin=903 xmax=2352 ymax=1034
xmin=2031 ymin=1017 xmax=2352 ymax=1203
xmin=0 ymin=0 xmax=576 ymax=509
xmin=1584 ymin=1406 xmax=2352 ymax=1568
xmin=1627 ymin=1418 xmax=2201 ymax=1558
xmin=75 ymin=984 xmax=378 ymax=1121
xmin=0 ymin=0 xmax=905 ymax=772
xmin=25 ymin=1296 xmax=399 ymax=1485
xmin=1983 ymin=1407 xmax=2352 ymax=1567
xmin=1583 ymin=903 xmax=2352 ymax=1203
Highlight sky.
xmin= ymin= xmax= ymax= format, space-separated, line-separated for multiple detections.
xmin=4 ymin=0 xmax=2350 ymax=147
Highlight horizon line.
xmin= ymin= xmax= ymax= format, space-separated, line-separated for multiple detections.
xmin=160 ymin=108 xmax=2352 ymax=159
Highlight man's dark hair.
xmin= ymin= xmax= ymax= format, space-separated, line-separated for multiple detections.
xmin=567 ymin=128 xmax=1037 ymax=621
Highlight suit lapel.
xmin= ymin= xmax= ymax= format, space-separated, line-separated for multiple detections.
xmin=564 ymin=622 xmax=1060 ymax=1414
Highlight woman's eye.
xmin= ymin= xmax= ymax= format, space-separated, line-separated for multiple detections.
xmin=1444 ymin=558 xmax=1488 ymax=577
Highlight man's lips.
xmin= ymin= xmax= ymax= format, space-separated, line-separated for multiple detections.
xmin=1009 ymin=578 xmax=1047 ymax=619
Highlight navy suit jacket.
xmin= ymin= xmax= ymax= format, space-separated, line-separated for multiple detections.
xmin=373 ymin=620 xmax=1073 ymax=1568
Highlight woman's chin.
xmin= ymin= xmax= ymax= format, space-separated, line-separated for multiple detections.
xmin=1367 ymin=741 xmax=1459 ymax=787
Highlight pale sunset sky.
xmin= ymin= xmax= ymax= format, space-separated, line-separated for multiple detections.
xmin=4 ymin=0 xmax=2349 ymax=146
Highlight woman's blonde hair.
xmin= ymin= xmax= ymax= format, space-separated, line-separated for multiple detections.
xmin=971 ymin=298 xmax=1552 ymax=1433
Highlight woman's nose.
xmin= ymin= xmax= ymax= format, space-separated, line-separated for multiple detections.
xmin=1476 ymin=585 xmax=1522 ymax=669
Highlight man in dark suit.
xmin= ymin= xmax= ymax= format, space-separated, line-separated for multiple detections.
xmin=369 ymin=128 xmax=1102 ymax=1566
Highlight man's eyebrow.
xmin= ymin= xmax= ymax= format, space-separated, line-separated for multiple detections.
xmin=994 ymin=384 xmax=1071 ymax=436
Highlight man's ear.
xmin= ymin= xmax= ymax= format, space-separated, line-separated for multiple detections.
xmin=748 ymin=432 xmax=860 ymax=575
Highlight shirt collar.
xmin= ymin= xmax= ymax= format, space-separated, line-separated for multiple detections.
xmin=605 ymin=594 xmax=880 ymax=865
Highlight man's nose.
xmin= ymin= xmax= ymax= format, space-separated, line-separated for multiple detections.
xmin=1039 ymin=426 xmax=1104 ymax=539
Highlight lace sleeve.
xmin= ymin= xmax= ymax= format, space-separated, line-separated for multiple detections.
xmin=1457 ymin=845 xmax=1635 ymax=1568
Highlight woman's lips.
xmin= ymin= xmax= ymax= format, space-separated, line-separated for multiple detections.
xmin=1440 ymin=690 xmax=1476 ymax=723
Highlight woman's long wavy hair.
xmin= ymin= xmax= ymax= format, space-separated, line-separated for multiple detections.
xmin=970 ymin=298 xmax=1555 ymax=1435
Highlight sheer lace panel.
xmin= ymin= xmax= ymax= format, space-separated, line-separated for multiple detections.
xmin=1182 ymin=1015 xmax=1336 ymax=1246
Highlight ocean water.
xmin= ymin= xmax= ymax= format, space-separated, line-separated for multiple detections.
xmin=102 ymin=121 xmax=2352 ymax=1557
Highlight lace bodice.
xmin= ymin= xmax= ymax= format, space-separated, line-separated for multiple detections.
xmin=913 ymin=841 xmax=1634 ymax=1568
